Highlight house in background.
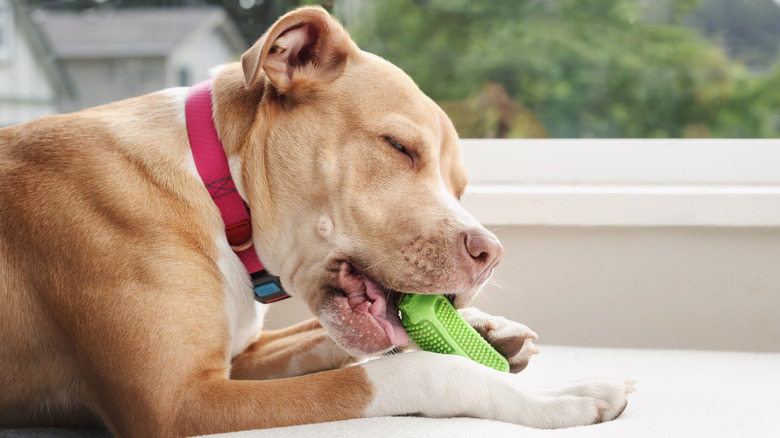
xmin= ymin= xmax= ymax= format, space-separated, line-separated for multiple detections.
xmin=0 ymin=0 xmax=72 ymax=127
xmin=34 ymin=6 xmax=246 ymax=113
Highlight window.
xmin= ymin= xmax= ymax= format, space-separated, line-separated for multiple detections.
xmin=460 ymin=138 xmax=780 ymax=228
xmin=333 ymin=0 xmax=780 ymax=139
xmin=9 ymin=0 xmax=780 ymax=138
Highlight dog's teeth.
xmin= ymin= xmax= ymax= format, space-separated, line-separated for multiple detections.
xmin=524 ymin=330 xmax=539 ymax=340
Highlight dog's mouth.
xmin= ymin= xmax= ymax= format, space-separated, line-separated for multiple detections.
xmin=331 ymin=262 xmax=410 ymax=352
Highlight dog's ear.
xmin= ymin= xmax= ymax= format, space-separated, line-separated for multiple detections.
xmin=241 ymin=6 xmax=354 ymax=95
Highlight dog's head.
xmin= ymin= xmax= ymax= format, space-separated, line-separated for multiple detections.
xmin=234 ymin=7 xmax=503 ymax=356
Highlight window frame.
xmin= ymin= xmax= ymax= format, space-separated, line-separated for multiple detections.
xmin=460 ymin=139 xmax=780 ymax=227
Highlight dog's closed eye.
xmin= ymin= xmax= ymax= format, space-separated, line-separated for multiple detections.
xmin=382 ymin=136 xmax=413 ymax=164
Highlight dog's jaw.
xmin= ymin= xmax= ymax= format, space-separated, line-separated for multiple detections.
xmin=310 ymin=251 xmax=497 ymax=357
xmin=326 ymin=262 xmax=409 ymax=355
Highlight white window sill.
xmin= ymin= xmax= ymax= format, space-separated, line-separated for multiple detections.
xmin=460 ymin=139 xmax=780 ymax=227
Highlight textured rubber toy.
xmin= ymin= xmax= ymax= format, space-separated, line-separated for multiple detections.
xmin=398 ymin=294 xmax=510 ymax=372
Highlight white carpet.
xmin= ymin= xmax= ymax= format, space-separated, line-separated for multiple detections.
xmin=201 ymin=345 xmax=780 ymax=438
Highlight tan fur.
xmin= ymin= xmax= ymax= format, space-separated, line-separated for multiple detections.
xmin=231 ymin=318 xmax=357 ymax=380
xmin=0 ymin=6 xmax=513 ymax=436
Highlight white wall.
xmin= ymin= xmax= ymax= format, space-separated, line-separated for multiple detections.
xmin=59 ymin=57 xmax=166 ymax=113
xmin=0 ymin=0 xmax=59 ymax=126
xmin=169 ymin=22 xmax=237 ymax=88
xmin=61 ymin=11 xmax=239 ymax=112
xmin=475 ymin=225 xmax=780 ymax=353
xmin=59 ymin=22 xmax=238 ymax=112
xmin=263 ymin=139 xmax=780 ymax=353
xmin=460 ymin=139 xmax=780 ymax=352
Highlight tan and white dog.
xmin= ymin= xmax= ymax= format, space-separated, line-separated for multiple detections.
xmin=0 ymin=7 xmax=633 ymax=437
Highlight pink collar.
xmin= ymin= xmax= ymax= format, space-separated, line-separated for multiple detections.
xmin=185 ymin=78 xmax=289 ymax=304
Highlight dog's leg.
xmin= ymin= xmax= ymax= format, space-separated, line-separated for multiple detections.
xmin=173 ymin=351 xmax=634 ymax=436
xmin=231 ymin=318 xmax=357 ymax=380
xmin=230 ymin=308 xmax=543 ymax=381
xmin=359 ymin=352 xmax=634 ymax=429
xmin=459 ymin=307 xmax=540 ymax=372
xmin=71 ymin=313 xmax=631 ymax=436
xmin=230 ymin=308 xmax=541 ymax=381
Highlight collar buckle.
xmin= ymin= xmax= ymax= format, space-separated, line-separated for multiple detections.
xmin=226 ymin=220 xmax=253 ymax=252
xmin=251 ymin=270 xmax=291 ymax=304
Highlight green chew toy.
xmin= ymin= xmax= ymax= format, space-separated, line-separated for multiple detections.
xmin=398 ymin=294 xmax=510 ymax=372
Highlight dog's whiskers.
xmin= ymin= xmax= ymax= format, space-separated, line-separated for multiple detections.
xmin=486 ymin=277 xmax=510 ymax=292
xmin=363 ymin=258 xmax=402 ymax=299
xmin=363 ymin=259 xmax=388 ymax=276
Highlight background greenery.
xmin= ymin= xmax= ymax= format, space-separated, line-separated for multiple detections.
xmin=25 ymin=0 xmax=780 ymax=138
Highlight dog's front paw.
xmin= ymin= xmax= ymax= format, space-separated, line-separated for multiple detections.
xmin=458 ymin=307 xmax=539 ymax=373
xmin=546 ymin=378 xmax=636 ymax=424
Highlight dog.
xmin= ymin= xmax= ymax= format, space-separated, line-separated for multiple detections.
xmin=0 ymin=6 xmax=633 ymax=437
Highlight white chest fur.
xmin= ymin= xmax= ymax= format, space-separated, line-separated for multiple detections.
xmin=213 ymin=232 xmax=266 ymax=358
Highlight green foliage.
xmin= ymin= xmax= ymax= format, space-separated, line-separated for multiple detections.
xmin=712 ymin=67 xmax=780 ymax=137
xmin=687 ymin=0 xmax=780 ymax=72
xmin=341 ymin=0 xmax=780 ymax=138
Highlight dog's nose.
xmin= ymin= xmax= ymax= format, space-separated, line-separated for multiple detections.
xmin=461 ymin=229 xmax=504 ymax=283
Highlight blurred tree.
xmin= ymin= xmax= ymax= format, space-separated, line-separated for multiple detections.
xmin=712 ymin=66 xmax=780 ymax=137
xmin=642 ymin=0 xmax=701 ymax=24
xmin=342 ymin=0 xmax=759 ymax=138
xmin=687 ymin=0 xmax=780 ymax=73
xmin=440 ymin=82 xmax=548 ymax=138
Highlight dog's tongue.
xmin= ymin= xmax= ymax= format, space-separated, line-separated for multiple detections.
xmin=339 ymin=266 xmax=409 ymax=348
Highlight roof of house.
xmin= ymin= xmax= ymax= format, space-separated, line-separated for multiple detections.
xmin=33 ymin=7 xmax=246 ymax=59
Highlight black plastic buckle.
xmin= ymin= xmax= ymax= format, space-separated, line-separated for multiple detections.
xmin=251 ymin=270 xmax=290 ymax=304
